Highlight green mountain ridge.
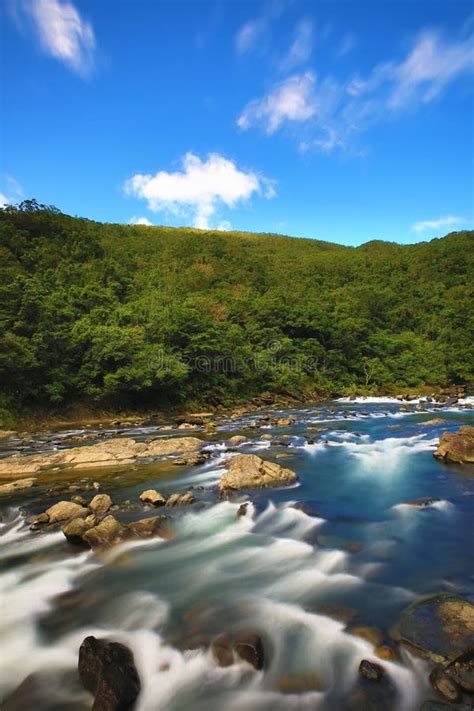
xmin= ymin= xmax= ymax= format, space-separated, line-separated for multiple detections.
xmin=1 ymin=201 xmax=473 ymax=422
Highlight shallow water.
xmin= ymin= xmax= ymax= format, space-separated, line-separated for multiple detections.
xmin=0 ymin=400 xmax=473 ymax=709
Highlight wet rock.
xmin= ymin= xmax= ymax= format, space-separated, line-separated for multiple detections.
xmin=173 ymin=453 xmax=208 ymax=466
xmin=82 ymin=516 xmax=123 ymax=549
xmin=62 ymin=517 xmax=93 ymax=545
xmin=275 ymin=672 xmax=324 ymax=694
xmin=434 ymin=426 xmax=474 ymax=464
xmin=165 ymin=492 xmax=196 ymax=507
xmin=70 ymin=495 xmax=87 ymax=506
xmin=236 ymin=502 xmax=249 ymax=519
xmin=429 ymin=667 xmax=462 ymax=703
xmin=349 ymin=626 xmax=384 ymax=647
xmin=2 ymin=671 xmax=80 ymax=711
xmin=211 ymin=634 xmax=234 ymax=667
xmin=260 ymin=434 xmax=272 ymax=441
xmin=177 ymin=422 xmax=199 ymax=430
xmin=396 ymin=594 xmax=474 ymax=664
xmin=45 ymin=500 xmax=89 ymax=524
xmin=125 ymin=516 xmax=171 ymax=540
xmin=228 ymin=435 xmax=247 ymax=446
xmin=234 ymin=631 xmax=265 ymax=670
xmin=89 ymin=494 xmax=112 ymax=514
xmin=359 ymin=659 xmax=385 ymax=681
xmin=277 ymin=417 xmax=295 ymax=427
xmin=219 ymin=454 xmax=298 ymax=490
xmin=27 ymin=512 xmax=49 ymax=525
xmin=78 ymin=635 xmax=140 ymax=710
xmin=375 ymin=645 xmax=397 ymax=661
xmin=0 ymin=477 xmax=37 ymax=495
xmin=404 ymin=498 xmax=441 ymax=508
xmin=139 ymin=489 xmax=166 ymax=506
xmin=445 ymin=648 xmax=474 ymax=693
xmin=422 ymin=419 xmax=445 ymax=426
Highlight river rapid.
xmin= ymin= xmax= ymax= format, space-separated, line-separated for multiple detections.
xmin=1 ymin=398 xmax=473 ymax=710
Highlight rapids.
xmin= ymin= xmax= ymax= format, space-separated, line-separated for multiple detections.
xmin=0 ymin=399 xmax=473 ymax=710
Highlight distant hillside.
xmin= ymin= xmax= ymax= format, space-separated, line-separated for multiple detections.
xmin=0 ymin=200 xmax=473 ymax=421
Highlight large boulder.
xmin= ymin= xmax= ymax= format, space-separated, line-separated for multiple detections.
xmin=88 ymin=494 xmax=112 ymax=514
xmin=45 ymin=500 xmax=89 ymax=524
xmin=219 ymin=454 xmax=297 ymax=490
xmin=0 ymin=477 xmax=37 ymax=496
xmin=145 ymin=437 xmax=203 ymax=456
xmin=396 ymin=594 xmax=474 ymax=664
xmin=124 ymin=516 xmax=171 ymax=540
xmin=82 ymin=516 xmax=123 ymax=549
xmin=0 ymin=436 xmax=203 ymax=478
xmin=62 ymin=517 xmax=94 ymax=545
xmin=434 ymin=426 xmax=474 ymax=464
xmin=78 ymin=636 xmax=140 ymax=710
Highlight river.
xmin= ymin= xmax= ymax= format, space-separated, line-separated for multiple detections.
xmin=1 ymin=398 xmax=473 ymax=710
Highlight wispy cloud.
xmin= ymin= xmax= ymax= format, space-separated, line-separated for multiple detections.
xmin=19 ymin=0 xmax=96 ymax=76
xmin=0 ymin=175 xmax=24 ymax=207
xmin=129 ymin=216 xmax=153 ymax=226
xmin=412 ymin=215 xmax=467 ymax=234
xmin=124 ymin=153 xmax=276 ymax=230
xmin=238 ymin=72 xmax=317 ymax=134
xmin=336 ymin=32 xmax=355 ymax=58
xmin=238 ymin=28 xmax=474 ymax=154
xmin=235 ymin=17 xmax=268 ymax=54
xmin=280 ymin=19 xmax=313 ymax=70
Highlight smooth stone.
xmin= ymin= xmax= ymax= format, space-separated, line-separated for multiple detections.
xmin=219 ymin=454 xmax=297 ymax=490
xmin=139 ymin=489 xmax=166 ymax=506
xmin=429 ymin=667 xmax=462 ymax=703
xmin=0 ymin=477 xmax=37 ymax=496
xmin=45 ymin=501 xmax=89 ymax=524
xmin=234 ymin=631 xmax=265 ymax=670
xmin=82 ymin=516 xmax=123 ymax=549
xmin=88 ymin=494 xmax=112 ymax=514
xmin=211 ymin=634 xmax=234 ymax=667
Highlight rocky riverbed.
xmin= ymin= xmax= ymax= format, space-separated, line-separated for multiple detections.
xmin=0 ymin=397 xmax=473 ymax=710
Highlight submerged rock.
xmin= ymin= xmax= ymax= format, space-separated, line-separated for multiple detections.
xmin=78 ymin=635 xmax=140 ymax=710
xmin=228 ymin=435 xmax=247 ymax=446
xmin=219 ymin=454 xmax=297 ymax=490
xmin=124 ymin=516 xmax=171 ymax=540
xmin=396 ymin=594 xmax=474 ymax=664
xmin=234 ymin=630 xmax=265 ymax=670
xmin=434 ymin=426 xmax=474 ymax=464
xmin=0 ymin=477 xmax=37 ymax=496
xmin=62 ymin=517 xmax=94 ymax=545
xmin=165 ymin=491 xmax=196 ymax=507
xmin=429 ymin=667 xmax=462 ymax=703
xmin=445 ymin=648 xmax=474 ymax=694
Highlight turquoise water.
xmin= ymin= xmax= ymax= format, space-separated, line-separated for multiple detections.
xmin=0 ymin=400 xmax=473 ymax=709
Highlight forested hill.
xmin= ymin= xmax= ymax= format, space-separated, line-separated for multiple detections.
xmin=1 ymin=201 xmax=473 ymax=421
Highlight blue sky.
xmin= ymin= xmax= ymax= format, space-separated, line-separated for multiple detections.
xmin=1 ymin=0 xmax=473 ymax=245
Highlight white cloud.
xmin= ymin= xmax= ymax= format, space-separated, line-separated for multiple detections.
xmin=23 ymin=0 xmax=96 ymax=75
xmin=336 ymin=33 xmax=356 ymax=58
xmin=238 ymin=72 xmax=317 ymax=134
xmin=238 ymin=28 xmax=474 ymax=154
xmin=412 ymin=215 xmax=467 ymax=234
xmin=129 ymin=216 xmax=153 ymax=226
xmin=388 ymin=30 xmax=474 ymax=109
xmin=124 ymin=152 xmax=275 ymax=230
xmin=281 ymin=19 xmax=313 ymax=70
xmin=0 ymin=175 xmax=24 ymax=207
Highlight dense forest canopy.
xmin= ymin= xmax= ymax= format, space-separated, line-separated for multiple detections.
xmin=0 ymin=200 xmax=473 ymax=421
